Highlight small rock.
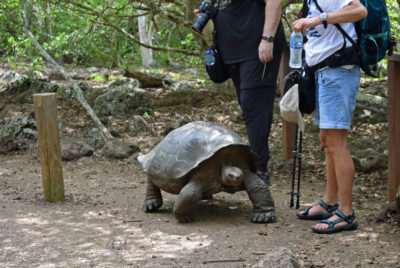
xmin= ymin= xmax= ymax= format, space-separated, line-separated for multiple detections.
xmin=164 ymin=115 xmax=193 ymax=134
xmin=128 ymin=115 xmax=153 ymax=134
xmin=254 ymin=247 xmax=304 ymax=268
xmin=61 ymin=138 xmax=95 ymax=161
xmin=102 ymin=139 xmax=140 ymax=159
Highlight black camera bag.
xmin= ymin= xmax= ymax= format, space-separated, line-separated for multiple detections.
xmin=204 ymin=0 xmax=230 ymax=83
xmin=283 ymin=68 xmax=316 ymax=115
xmin=298 ymin=67 xmax=316 ymax=114
xmin=206 ymin=41 xmax=230 ymax=83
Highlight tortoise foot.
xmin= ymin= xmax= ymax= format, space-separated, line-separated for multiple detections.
xmin=250 ymin=209 xmax=276 ymax=223
xmin=175 ymin=213 xmax=196 ymax=223
xmin=144 ymin=198 xmax=163 ymax=212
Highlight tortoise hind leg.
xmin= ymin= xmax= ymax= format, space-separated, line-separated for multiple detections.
xmin=144 ymin=177 xmax=163 ymax=212
xmin=242 ymin=170 xmax=275 ymax=223
xmin=173 ymin=178 xmax=204 ymax=223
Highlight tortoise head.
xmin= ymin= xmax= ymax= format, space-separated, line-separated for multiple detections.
xmin=221 ymin=165 xmax=243 ymax=187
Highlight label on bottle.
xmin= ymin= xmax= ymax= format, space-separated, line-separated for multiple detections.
xmin=290 ymin=41 xmax=303 ymax=49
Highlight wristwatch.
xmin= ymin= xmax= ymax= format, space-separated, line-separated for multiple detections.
xmin=262 ymin=35 xmax=274 ymax=43
xmin=320 ymin=12 xmax=328 ymax=28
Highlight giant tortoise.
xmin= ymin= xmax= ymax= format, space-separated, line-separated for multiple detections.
xmin=137 ymin=121 xmax=275 ymax=223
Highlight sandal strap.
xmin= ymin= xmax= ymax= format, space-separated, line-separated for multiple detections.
xmin=319 ymin=200 xmax=339 ymax=213
xmin=320 ymin=218 xmax=343 ymax=229
xmin=303 ymin=207 xmax=312 ymax=216
xmin=335 ymin=209 xmax=356 ymax=224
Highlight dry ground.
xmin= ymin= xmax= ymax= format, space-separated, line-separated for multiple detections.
xmin=0 ymin=73 xmax=399 ymax=267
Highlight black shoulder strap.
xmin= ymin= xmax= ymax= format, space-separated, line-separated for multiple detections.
xmin=300 ymin=0 xmax=310 ymax=43
xmin=313 ymin=0 xmax=361 ymax=54
xmin=300 ymin=0 xmax=309 ymax=18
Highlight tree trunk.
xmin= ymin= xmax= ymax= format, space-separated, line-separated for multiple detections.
xmin=138 ymin=10 xmax=155 ymax=68
xmin=42 ymin=0 xmax=53 ymax=41
xmin=185 ymin=0 xmax=197 ymax=22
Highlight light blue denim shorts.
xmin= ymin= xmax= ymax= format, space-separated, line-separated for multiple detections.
xmin=315 ymin=66 xmax=360 ymax=129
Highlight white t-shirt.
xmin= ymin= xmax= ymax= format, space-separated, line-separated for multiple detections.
xmin=305 ymin=0 xmax=358 ymax=67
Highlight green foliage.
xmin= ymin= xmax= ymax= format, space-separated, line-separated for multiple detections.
xmin=387 ymin=0 xmax=400 ymax=50
xmin=143 ymin=108 xmax=155 ymax=117
xmin=0 ymin=0 xmax=202 ymax=71
xmin=90 ymin=74 xmax=108 ymax=82
xmin=1 ymin=0 xmax=398 ymax=73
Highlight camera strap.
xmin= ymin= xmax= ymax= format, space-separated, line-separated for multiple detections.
xmin=211 ymin=0 xmax=222 ymax=48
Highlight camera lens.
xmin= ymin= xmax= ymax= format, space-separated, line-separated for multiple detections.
xmin=192 ymin=13 xmax=210 ymax=33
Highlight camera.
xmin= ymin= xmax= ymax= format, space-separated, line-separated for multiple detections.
xmin=192 ymin=1 xmax=217 ymax=33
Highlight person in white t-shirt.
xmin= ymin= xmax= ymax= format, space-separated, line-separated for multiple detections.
xmin=292 ymin=0 xmax=367 ymax=234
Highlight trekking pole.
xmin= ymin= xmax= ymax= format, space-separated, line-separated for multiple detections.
xmin=295 ymin=130 xmax=303 ymax=209
xmin=290 ymin=125 xmax=299 ymax=208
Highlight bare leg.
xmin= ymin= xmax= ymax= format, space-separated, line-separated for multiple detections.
xmin=313 ymin=129 xmax=355 ymax=230
xmin=297 ymin=130 xmax=339 ymax=216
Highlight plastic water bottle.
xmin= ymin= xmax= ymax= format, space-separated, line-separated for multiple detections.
xmin=289 ymin=31 xmax=303 ymax=69
xmin=205 ymin=49 xmax=215 ymax=66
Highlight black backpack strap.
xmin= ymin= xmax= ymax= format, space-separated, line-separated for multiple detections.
xmin=299 ymin=0 xmax=310 ymax=43
xmin=313 ymin=0 xmax=361 ymax=55
xmin=300 ymin=0 xmax=310 ymax=18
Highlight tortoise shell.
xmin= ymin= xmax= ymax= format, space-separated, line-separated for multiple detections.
xmin=138 ymin=121 xmax=256 ymax=181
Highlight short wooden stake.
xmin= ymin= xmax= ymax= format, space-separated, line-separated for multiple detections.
xmin=279 ymin=47 xmax=296 ymax=160
xmin=34 ymin=93 xmax=65 ymax=202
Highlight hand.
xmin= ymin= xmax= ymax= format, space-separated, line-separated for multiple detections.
xmin=258 ymin=41 xmax=274 ymax=63
xmin=292 ymin=17 xmax=321 ymax=35
xmin=194 ymin=9 xmax=200 ymax=16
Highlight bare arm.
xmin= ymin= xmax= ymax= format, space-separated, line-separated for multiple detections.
xmin=259 ymin=0 xmax=282 ymax=63
xmin=293 ymin=0 xmax=367 ymax=34
xmin=263 ymin=0 xmax=282 ymax=37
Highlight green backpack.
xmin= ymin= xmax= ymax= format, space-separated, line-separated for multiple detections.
xmin=356 ymin=0 xmax=396 ymax=77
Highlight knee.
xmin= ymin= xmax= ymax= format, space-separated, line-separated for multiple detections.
xmin=319 ymin=132 xmax=327 ymax=148
xmin=319 ymin=132 xmax=335 ymax=154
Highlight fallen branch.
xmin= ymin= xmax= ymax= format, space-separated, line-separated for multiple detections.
xmin=124 ymin=69 xmax=165 ymax=87
xmin=202 ymin=258 xmax=245 ymax=264
xmin=23 ymin=0 xmax=113 ymax=141
xmin=252 ymin=251 xmax=267 ymax=255
xmin=123 ymin=219 xmax=143 ymax=223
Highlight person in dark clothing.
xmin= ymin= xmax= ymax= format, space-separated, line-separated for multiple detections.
xmin=213 ymin=0 xmax=286 ymax=184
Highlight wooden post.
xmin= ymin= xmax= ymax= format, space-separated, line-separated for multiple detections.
xmin=34 ymin=93 xmax=65 ymax=202
xmin=387 ymin=52 xmax=400 ymax=207
xmin=280 ymin=47 xmax=296 ymax=159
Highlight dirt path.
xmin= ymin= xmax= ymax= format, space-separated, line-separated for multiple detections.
xmin=1 ymin=149 xmax=399 ymax=268
xmin=0 ymin=70 xmax=399 ymax=267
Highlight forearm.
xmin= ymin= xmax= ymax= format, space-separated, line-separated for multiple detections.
xmin=262 ymin=0 xmax=282 ymax=37
xmin=319 ymin=1 xmax=368 ymax=25
xmin=293 ymin=0 xmax=367 ymax=33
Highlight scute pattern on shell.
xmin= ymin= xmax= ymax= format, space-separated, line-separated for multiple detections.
xmin=138 ymin=121 xmax=249 ymax=180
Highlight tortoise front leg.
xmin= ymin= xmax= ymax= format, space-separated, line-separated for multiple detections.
xmin=144 ymin=177 xmax=163 ymax=212
xmin=173 ymin=178 xmax=204 ymax=223
xmin=242 ymin=170 xmax=275 ymax=223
